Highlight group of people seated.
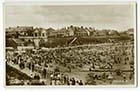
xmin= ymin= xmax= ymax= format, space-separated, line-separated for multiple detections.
xmin=6 ymin=41 xmax=134 ymax=85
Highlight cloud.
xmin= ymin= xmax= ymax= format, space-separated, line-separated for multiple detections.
xmin=5 ymin=4 xmax=135 ymax=31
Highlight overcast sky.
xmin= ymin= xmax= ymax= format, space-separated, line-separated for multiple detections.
xmin=5 ymin=3 xmax=135 ymax=31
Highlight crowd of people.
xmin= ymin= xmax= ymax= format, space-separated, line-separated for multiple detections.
xmin=6 ymin=41 xmax=134 ymax=85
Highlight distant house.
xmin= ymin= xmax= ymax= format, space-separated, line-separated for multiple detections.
xmin=84 ymin=28 xmax=90 ymax=36
xmin=67 ymin=27 xmax=74 ymax=36
xmin=74 ymin=26 xmax=90 ymax=37
xmin=56 ymin=29 xmax=69 ymax=37
xmin=108 ymin=30 xmax=119 ymax=36
xmin=6 ymin=26 xmax=34 ymax=37
xmin=68 ymin=29 xmax=74 ymax=36
xmin=96 ymin=30 xmax=108 ymax=36
xmin=47 ymin=26 xmax=92 ymax=37
xmin=126 ymin=28 xmax=134 ymax=37
xmin=67 ymin=26 xmax=91 ymax=37
xmin=48 ymin=27 xmax=73 ymax=37
xmin=86 ymin=27 xmax=96 ymax=36
xmin=6 ymin=31 xmax=17 ymax=38
xmin=15 ymin=26 xmax=34 ymax=36
xmin=15 ymin=27 xmax=48 ymax=48
xmin=33 ymin=28 xmax=41 ymax=37
xmin=33 ymin=28 xmax=47 ymax=38
xmin=41 ymin=29 xmax=47 ymax=38
xmin=46 ymin=28 xmax=55 ymax=37
xmin=49 ymin=31 xmax=57 ymax=37
xmin=30 ymin=28 xmax=48 ymax=47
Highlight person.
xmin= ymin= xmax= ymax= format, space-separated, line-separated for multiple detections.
xmin=37 ymin=74 xmax=40 ymax=80
xmin=34 ymin=73 xmax=40 ymax=80
xmin=41 ymin=81 xmax=45 ymax=85
xmin=28 ymin=62 xmax=31 ymax=70
xmin=69 ymin=78 xmax=72 ymax=85
xmin=20 ymin=80 xmax=24 ymax=85
xmin=50 ymin=80 xmax=52 ymax=85
xmin=75 ymin=80 xmax=79 ymax=85
xmin=68 ymin=66 xmax=71 ymax=73
xmin=54 ymin=67 xmax=60 ymax=72
xmin=19 ymin=61 xmax=25 ymax=69
xmin=108 ymin=72 xmax=113 ymax=84
xmin=50 ymin=74 xmax=54 ymax=81
xmin=129 ymin=72 xmax=133 ymax=80
xmin=57 ymin=73 xmax=61 ymax=80
xmin=67 ymin=79 xmax=70 ymax=85
xmin=60 ymin=74 xmax=64 ymax=84
xmin=51 ymin=80 xmax=55 ymax=85
xmin=71 ymin=78 xmax=76 ymax=85
xmin=56 ymin=80 xmax=61 ymax=85
xmin=42 ymin=68 xmax=47 ymax=79
xmin=79 ymin=80 xmax=83 ymax=85
xmin=63 ymin=75 xmax=67 ymax=84
xmin=30 ymin=73 xmax=33 ymax=79
xmin=34 ymin=73 xmax=38 ymax=79
xmin=102 ymin=72 xmax=106 ymax=83
xmin=32 ymin=63 xmax=35 ymax=72
xmin=122 ymin=73 xmax=126 ymax=82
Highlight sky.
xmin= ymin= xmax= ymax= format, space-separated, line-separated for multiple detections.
xmin=5 ymin=3 xmax=135 ymax=31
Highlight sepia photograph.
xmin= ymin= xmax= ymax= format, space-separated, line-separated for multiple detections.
xmin=4 ymin=2 xmax=136 ymax=86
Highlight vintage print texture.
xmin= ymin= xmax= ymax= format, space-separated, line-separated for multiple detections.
xmin=5 ymin=3 xmax=136 ymax=86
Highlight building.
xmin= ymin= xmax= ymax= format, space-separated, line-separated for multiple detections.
xmin=7 ymin=26 xmax=48 ymax=48
xmin=126 ymin=28 xmax=134 ymax=37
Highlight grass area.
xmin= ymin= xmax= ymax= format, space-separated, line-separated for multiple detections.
xmin=41 ymin=36 xmax=132 ymax=48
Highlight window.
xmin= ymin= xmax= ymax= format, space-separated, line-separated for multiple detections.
xmin=35 ymin=33 xmax=37 ymax=37
xmin=42 ymin=33 xmax=45 ymax=37
xmin=28 ymin=40 xmax=31 ymax=42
